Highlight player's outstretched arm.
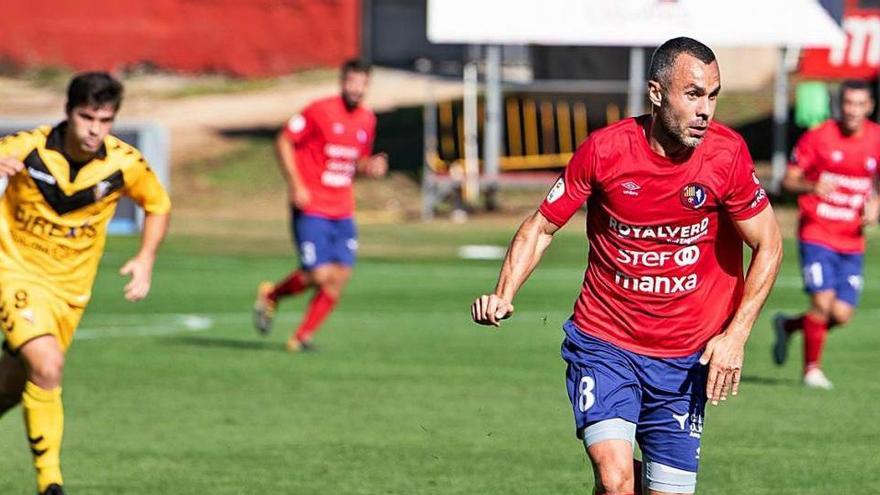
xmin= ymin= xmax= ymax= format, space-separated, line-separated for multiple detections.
xmin=120 ymin=212 xmax=169 ymax=302
xmin=471 ymin=210 xmax=561 ymax=327
xmin=275 ymin=131 xmax=310 ymax=209
xmin=700 ymin=207 xmax=782 ymax=405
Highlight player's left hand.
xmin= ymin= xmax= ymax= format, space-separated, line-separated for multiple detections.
xmin=699 ymin=331 xmax=746 ymax=406
xmin=119 ymin=256 xmax=154 ymax=302
xmin=363 ymin=153 xmax=388 ymax=178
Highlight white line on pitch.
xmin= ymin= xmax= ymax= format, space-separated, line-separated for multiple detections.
xmin=76 ymin=314 xmax=214 ymax=340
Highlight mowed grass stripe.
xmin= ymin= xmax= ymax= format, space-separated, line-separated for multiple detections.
xmin=1 ymin=230 xmax=879 ymax=493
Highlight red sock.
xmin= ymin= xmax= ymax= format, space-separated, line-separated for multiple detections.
xmin=783 ymin=315 xmax=805 ymax=333
xmin=270 ymin=270 xmax=309 ymax=301
xmin=294 ymin=289 xmax=338 ymax=342
xmin=803 ymin=314 xmax=828 ymax=371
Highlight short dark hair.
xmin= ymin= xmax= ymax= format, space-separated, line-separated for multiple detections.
xmin=341 ymin=59 xmax=371 ymax=77
xmin=648 ymin=37 xmax=716 ymax=86
xmin=65 ymin=72 xmax=124 ymax=113
xmin=840 ymin=79 xmax=872 ymax=99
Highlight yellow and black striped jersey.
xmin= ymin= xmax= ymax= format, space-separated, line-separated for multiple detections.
xmin=0 ymin=123 xmax=171 ymax=307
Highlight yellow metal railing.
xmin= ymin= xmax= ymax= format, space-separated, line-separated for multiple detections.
xmin=429 ymin=95 xmax=625 ymax=174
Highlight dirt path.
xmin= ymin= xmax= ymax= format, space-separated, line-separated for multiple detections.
xmin=0 ymin=69 xmax=462 ymax=163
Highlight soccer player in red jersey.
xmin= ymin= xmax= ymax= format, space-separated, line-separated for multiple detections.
xmin=773 ymin=80 xmax=880 ymax=389
xmin=253 ymin=60 xmax=387 ymax=352
xmin=472 ymin=38 xmax=782 ymax=494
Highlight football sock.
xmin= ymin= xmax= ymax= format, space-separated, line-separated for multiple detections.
xmin=783 ymin=315 xmax=804 ymax=333
xmin=803 ymin=314 xmax=828 ymax=371
xmin=270 ymin=270 xmax=310 ymax=301
xmin=294 ymin=289 xmax=338 ymax=343
xmin=22 ymin=381 xmax=63 ymax=492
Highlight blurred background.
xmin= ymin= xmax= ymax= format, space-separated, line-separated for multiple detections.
xmin=1 ymin=1 xmax=879 ymax=494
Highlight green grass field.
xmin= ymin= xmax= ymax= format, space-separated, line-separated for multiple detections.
xmin=1 ymin=220 xmax=879 ymax=494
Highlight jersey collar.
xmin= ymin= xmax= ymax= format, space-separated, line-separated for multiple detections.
xmin=46 ymin=122 xmax=108 ymax=181
xmin=46 ymin=121 xmax=108 ymax=162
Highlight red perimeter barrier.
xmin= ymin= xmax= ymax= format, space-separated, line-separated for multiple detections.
xmin=0 ymin=0 xmax=361 ymax=77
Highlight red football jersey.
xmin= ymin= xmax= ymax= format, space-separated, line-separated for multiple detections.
xmin=539 ymin=117 xmax=770 ymax=358
xmin=789 ymin=119 xmax=880 ymax=253
xmin=284 ymin=95 xmax=376 ymax=219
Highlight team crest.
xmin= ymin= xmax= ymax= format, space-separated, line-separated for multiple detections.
xmin=867 ymin=157 xmax=877 ymax=172
xmin=680 ymin=183 xmax=708 ymax=209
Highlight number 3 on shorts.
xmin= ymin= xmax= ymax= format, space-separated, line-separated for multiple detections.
xmin=578 ymin=375 xmax=595 ymax=412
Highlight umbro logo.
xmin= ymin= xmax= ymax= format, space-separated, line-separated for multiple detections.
xmin=672 ymin=412 xmax=688 ymax=430
xmin=621 ymin=181 xmax=641 ymax=196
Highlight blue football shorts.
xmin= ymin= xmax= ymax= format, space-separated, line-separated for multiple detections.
xmin=291 ymin=208 xmax=358 ymax=270
xmin=561 ymin=320 xmax=707 ymax=493
xmin=799 ymin=241 xmax=864 ymax=307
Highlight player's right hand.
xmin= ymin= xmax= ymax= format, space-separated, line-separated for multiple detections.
xmin=813 ymin=177 xmax=835 ymax=197
xmin=0 ymin=157 xmax=24 ymax=177
xmin=289 ymin=187 xmax=311 ymax=209
xmin=471 ymin=294 xmax=514 ymax=327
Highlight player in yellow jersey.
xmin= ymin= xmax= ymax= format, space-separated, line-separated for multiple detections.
xmin=0 ymin=72 xmax=171 ymax=495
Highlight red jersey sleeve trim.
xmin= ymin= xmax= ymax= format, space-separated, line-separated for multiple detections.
xmin=538 ymin=204 xmax=569 ymax=227
xmin=729 ymin=196 xmax=770 ymax=222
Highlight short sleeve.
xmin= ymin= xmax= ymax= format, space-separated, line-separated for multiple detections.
xmin=283 ymin=105 xmax=315 ymax=145
xmin=723 ymin=139 xmax=769 ymax=221
xmin=361 ymin=114 xmax=377 ymax=157
xmin=0 ymin=130 xmax=36 ymax=161
xmin=789 ymin=132 xmax=818 ymax=174
xmin=538 ymin=139 xmax=595 ymax=226
xmin=125 ymin=155 xmax=171 ymax=215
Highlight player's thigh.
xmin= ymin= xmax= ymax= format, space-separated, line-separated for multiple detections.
xmin=586 ymin=439 xmax=636 ymax=492
xmin=635 ymin=351 xmax=706 ymax=494
xmin=808 ymin=289 xmax=836 ymax=316
xmin=18 ymin=334 xmax=64 ymax=384
xmin=330 ymin=263 xmax=353 ymax=286
xmin=830 ymin=300 xmax=855 ymax=327
xmin=291 ymin=210 xmax=334 ymax=271
xmin=309 ymin=264 xmax=337 ymax=287
xmin=0 ymin=281 xmax=71 ymax=355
